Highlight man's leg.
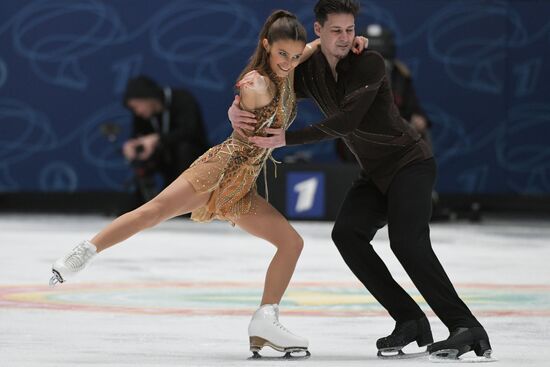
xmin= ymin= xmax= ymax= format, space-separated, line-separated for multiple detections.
xmin=386 ymin=158 xmax=481 ymax=330
xmin=332 ymin=176 xmax=425 ymax=323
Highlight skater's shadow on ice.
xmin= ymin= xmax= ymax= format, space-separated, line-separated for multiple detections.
xmin=214 ymin=353 xmax=379 ymax=363
xmin=306 ymin=354 xmax=380 ymax=362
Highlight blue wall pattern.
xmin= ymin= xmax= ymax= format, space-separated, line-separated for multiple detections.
xmin=0 ymin=0 xmax=549 ymax=194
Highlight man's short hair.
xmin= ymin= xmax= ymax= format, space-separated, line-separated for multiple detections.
xmin=314 ymin=0 xmax=360 ymax=25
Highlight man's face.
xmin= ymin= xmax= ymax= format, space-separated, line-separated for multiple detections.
xmin=315 ymin=13 xmax=356 ymax=60
xmin=127 ymin=98 xmax=158 ymax=119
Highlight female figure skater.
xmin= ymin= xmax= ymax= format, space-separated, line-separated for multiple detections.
xmin=50 ymin=10 xmax=314 ymax=359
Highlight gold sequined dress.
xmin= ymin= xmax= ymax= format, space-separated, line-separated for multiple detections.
xmin=181 ymin=72 xmax=296 ymax=223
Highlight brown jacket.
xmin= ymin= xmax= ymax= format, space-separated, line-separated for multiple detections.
xmin=288 ymin=49 xmax=432 ymax=193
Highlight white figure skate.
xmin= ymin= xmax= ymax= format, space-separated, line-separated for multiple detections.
xmin=49 ymin=240 xmax=97 ymax=287
xmin=247 ymin=304 xmax=310 ymax=360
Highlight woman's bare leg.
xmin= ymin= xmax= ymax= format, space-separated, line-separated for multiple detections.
xmin=233 ymin=196 xmax=304 ymax=305
xmin=91 ymin=174 xmax=210 ymax=252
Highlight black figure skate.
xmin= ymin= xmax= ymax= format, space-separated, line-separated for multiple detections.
xmin=377 ymin=316 xmax=433 ymax=359
xmin=428 ymin=327 xmax=496 ymax=363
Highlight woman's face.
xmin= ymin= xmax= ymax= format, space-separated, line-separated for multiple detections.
xmin=264 ymin=39 xmax=306 ymax=78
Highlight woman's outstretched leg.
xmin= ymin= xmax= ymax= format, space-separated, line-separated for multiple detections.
xmin=91 ymin=175 xmax=210 ymax=252
xmin=233 ymin=195 xmax=308 ymax=357
xmin=50 ymin=174 xmax=210 ymax=285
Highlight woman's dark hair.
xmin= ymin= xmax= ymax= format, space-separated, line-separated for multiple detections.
xmin=237 ymin=10 xmax=307 ymax=83
xmin=314 ymin=0 xmax=360 ymax=25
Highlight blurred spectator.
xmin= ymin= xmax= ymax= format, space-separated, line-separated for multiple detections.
xmin=123 ymin=75 xmax=208 ymax=206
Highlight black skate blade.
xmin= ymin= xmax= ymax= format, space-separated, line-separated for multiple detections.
xmin=378 ymin=348 xmax=428 ymax=360
xmin=248 ymin=350 xmax=311 ymax=361
xmin=429 ymin=349 xmax=497 ymax=363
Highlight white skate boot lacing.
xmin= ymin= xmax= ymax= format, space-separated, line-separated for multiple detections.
xmin=269 ymin=305 xmax=291 ymax=334
xmin=63 ymin=244 xmax=95 ymax=271
xmin=272 ymin=320 xmax=293 ymax=335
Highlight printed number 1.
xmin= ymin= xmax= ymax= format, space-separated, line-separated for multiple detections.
xmin=294 ymin=178 xmax=318 ymax=213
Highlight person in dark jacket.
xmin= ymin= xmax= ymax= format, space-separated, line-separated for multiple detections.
xmin=123 ymin=75 xmax=208 ymax=204
xmin=228 ymin=0 xmax=492 ymax=362
xmin=338 ymin=24 xmax=431 ymax=162
xmin=366 ymin=24 xmax=431 ymax=143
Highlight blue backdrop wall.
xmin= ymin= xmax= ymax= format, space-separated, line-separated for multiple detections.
xmin=1 ymin=0 xmax=549 ymax=194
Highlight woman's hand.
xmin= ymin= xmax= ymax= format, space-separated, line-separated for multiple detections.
xmin=352 ymin=36 xmax=369 ymax=54
xmin=248 ymin=128 xmax=286 ymax=149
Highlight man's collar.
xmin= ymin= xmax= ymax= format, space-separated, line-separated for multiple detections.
xmin=336 ymin=51 xmax=353 ymax=73
xmin=313 ymin=49 xmax=353 ymax=73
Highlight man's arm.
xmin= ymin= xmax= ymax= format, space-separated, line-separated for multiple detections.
xmin=250 ymin=52 xmax=386 ymax=148
xmin=227 ymin=37 xmax=369 ymax=136
xmin=228 ymin=95 xmax=257 ymax=137
xmin=249 ymin=84 xmax=381 ymax=148
xmin=285 ymin=80 xmax=382 ymax=145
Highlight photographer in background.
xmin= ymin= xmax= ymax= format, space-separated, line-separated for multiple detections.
xmin=366 ymin=24 xmax=431 ymax=145
xmin=123 ymin=75 xmax=208 ymax=207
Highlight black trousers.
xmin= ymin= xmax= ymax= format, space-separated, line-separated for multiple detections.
xmin=332 ymin=158 xmax=481 ymax=330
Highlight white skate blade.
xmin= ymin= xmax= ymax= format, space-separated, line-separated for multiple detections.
xmin=430 ymin=349 xmax=497 ymax=363
xmin=378 ymin=348 xmax=428 ymax=359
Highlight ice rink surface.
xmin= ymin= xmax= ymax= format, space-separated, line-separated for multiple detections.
xmin=1 ymin=214 xmax=549 ymax=366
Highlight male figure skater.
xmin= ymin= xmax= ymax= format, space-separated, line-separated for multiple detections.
xmin=229 ymin=0 xmax=492 ymax=361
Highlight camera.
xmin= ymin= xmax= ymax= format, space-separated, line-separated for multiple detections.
xmin=99 ymin=122 xmax=158 ymax=202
